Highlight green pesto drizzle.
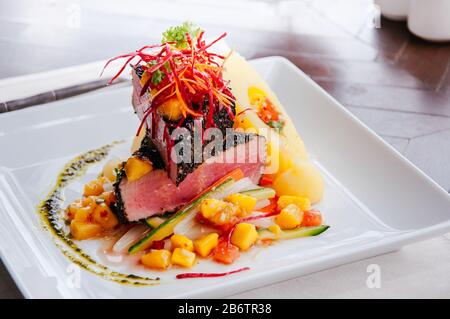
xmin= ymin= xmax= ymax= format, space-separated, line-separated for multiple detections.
xmin=38 ymin=142 xmax=159 ymax=286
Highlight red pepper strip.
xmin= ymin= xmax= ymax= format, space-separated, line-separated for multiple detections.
xmin=176 ymin=267 xmax=250 ymax=279
xmin=259 ymin=174 xmax=275 ymax=186
xmin=240 ymin=211 xmax=279 ymax=223
xmin=200 ymin=32 xmax=227 ymax=52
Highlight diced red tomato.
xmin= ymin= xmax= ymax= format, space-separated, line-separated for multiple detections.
xmin=151 ymin=240 xmax=166 ymax=250
xmin=259 ymin=197 xmax=278 ymax=213
xmin=302 ymin=210 xmax=323 ymax=227
xmin=259 ymin=174 xmax=275 ymax=186
xmin=213 ymin=241 xmax=240 ymax=264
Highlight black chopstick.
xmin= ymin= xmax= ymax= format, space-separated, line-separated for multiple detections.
xmin=0 ymin=78 xmax=129 ymax=114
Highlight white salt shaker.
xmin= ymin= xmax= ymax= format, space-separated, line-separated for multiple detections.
xmin=374 ymin=0 xmax=410 ymax=21
xmin=408 ymin=0 xmax=450 ymax=42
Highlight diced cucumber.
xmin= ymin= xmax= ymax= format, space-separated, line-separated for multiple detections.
xmin=240 ymin=187 xmax=276 ymax=200
xmin=258 ymin=225 xmax=329 ymax=240
xmin=128 ymin=178 xmax=235 ymax=253
xmin=145 ymin=216 xmax=168 ymax=229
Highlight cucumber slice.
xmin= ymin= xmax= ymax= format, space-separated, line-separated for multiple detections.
xmin=258 ymin=225 xmax=329 ymax=240
xmin=145 ymin=216 xmax=168 ymax=229
xmin=240 ymin=187 xmax=276 ymax=200
xmin=128 ymin=178 xmax=235 ymax=253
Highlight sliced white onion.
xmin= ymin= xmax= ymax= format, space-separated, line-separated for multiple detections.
xmin=163 ymin=239 xmax=172 ymax=251
xmin=183 ymin=223 xmax=217 ymax=239
xmin=254 ymin=199 xmax=270 ymax=210
xmin=248 ymin=214 xmax=275 ymax=228
xmin=173 ymin=210 xmax=199 ymax=235
xmin=210 ymin=177 xmax=254 ymax=199
xmin=112 ymin=225 xmax=150 ymax=253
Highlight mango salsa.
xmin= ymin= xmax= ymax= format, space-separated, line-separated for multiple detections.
xmin=277 ymin=195 xmax=311 ymax=211
xmin=226 ymin=193 xmax=257 ymax=215
xmin=194 ymin=233 xmax=219 ymax=257
xmin=171 ymin=234 xmax=194 ymax=252
xmin=141 ymin=249 xmax=172 ymax=270
xmin=171 ymin=248 xmax=196 ymax=268
xmin=231 ymin=223 xmax=258 ymax=251
xmin=275 ymin=204 xmax=304 ymax=229
xmin=70 ymin=221 xmax=102 ymax=240
xmin=92 ymin=203 xmax=118 ymax=230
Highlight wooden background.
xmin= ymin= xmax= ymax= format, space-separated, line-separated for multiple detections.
xmin=0 ymin=0 xmax=449 ymax=298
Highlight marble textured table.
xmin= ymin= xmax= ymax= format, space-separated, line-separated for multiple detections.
xmin=0 ymin=0 xmax=449 ymax=298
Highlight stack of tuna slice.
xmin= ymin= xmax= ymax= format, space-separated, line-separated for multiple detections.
xmin=114 ymin=60 xmax=267 ymax=222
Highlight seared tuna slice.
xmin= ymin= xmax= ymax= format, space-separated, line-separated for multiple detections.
xmin=113 ymin=132 xmax=266 ymax=222
xmin=131 ymin=66 xmax=236 ymax=185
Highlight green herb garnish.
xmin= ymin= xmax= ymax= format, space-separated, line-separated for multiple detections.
xmin=268 ymin=120 xmax=285 ymax=132
xmin=162 ymin=21 xmax=202 ymax=49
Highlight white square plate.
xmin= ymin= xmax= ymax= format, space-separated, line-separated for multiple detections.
xmin=0 ymin=57 xmax=449 ymax=298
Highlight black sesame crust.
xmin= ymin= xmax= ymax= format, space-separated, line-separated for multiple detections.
xmin=111 ymin=165 xmax=129 ymax=223
xmin=132 ymin=132 xmax=165 ymax=170
xmin=111 ymin=129 xmax=166 ymax=223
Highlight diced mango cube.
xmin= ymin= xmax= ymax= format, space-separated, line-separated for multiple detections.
xmin=81 ymin=196 xmax=97 ymax=207
xmin=275 ymin=204 xmax=304 ymax=229
xmin=92 ymin=203 xmax=119 ymax=230
xmin=171 ymin=234 xmax=194 ymax=251
xmin=231 ymin=223 xmax=258 ymax=251
xmin=66 ymin=202 xmax=81 ymax=220
xmin=157 ymin=97 xmax=183 ymax=121
xmin=74 ymin=205 xmax=95 ymax=222
xmin=200 ymin=198 xmax=227 ymax=219
xmin=277 ymin=195 xmax=311 ymax=211
xmin=226 ymin=193 xmax=257 ymax=215
xmin=70 ymin=220 xmax=102 ymax=240
xmin=83 ymin=180 xmax=104 ymax=197
xmin=141 ymin=249 xmax=172 ymax=270
xmin=171 ymin=248 xmax=196 ymax=268
xmin=194 ymin=233 xmax=219 ymax=257
xmin=125 ymin=156 xmax=153 ymax=182
xmin=268 ymin=224 xmax=282 ymax=239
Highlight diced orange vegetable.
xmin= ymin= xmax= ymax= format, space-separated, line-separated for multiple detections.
xmin=83 ymin=180 xmax=104 ymax=197
xmin=302 ymin=210 xmax=323 ymax=227
xmin=92 ymin=203 xmax=118 ymax=230
xmin=213 ymin=241 xmax=240 ymax=264
xmin=141 ymin=249 xmax=172 ymax=270
xmin=70 ymin=220 xmax=102 ymax=240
